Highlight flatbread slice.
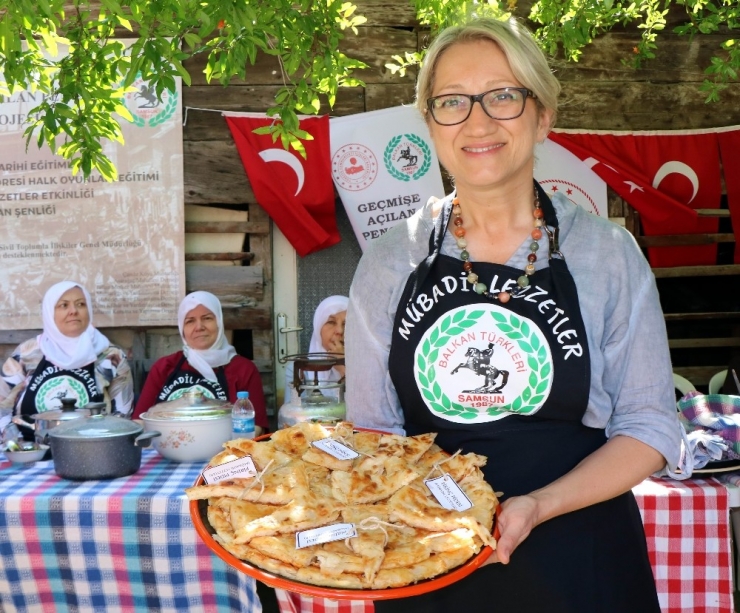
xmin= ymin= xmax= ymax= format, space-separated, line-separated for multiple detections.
xmin=232 ymin=492 xmax=341 ymax=543
xmin=235 ymin=547 xmax=368 ymax=589
xmin=249 ymin=534 xmax=317 ymax=568
xmin=415 ymin=448 xmax=488 ymax=482
xmin=372 ymin=547 xmax=474 ymax=589
xmin=388 ymin=479 xmax=496 ymax=547
xmin=207 ymin=500 xmax=237 ymax=543
xmin=302 ymin=446 xmax=354 ymax=472
xmin=270 ymin=421 xmax=332 ymax=456
xmin=186 ymin=460 xmax=310 ymax=504
xmin=376 ymin=432 xmax=437 ymax=463
xmin=352 ymin=431 xmax=382 ymax=455
xmin=213 ymin=439 xmax=293 ymax=471
xmin=331 ymin=455 xmax=419 ymax=504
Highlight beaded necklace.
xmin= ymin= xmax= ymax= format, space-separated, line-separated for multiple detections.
xmin=452 ymin=186 xmax=544 ymax=303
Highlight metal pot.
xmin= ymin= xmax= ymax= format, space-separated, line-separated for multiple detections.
xmin=12 ymin=396 xmax=90 ymax=445
xmin=48 ymin=413 xmax=161 ymax=480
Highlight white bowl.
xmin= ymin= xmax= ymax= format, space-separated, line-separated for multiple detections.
xmin=140 ymin=408 xmax=232 ymax=463
xmin=5 ymin=444 xmax=50 ymax=466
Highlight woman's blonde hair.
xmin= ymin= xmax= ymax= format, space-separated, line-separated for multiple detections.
xmin=416 ymin=18 xmax=560 ymax=124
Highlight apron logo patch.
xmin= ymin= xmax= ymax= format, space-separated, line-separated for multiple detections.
xmin=36 ymin=376 xmax=90 ymax=413
xmin=414 ymin=305 xmax=553 ymax=423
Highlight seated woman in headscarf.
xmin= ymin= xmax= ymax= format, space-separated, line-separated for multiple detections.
xmin=284 ymin=295 xmax=348 ymax=398
xmin=133 ymin=291 xmax=268 ymax=435
xmin=0 ymin=281 xmax=134 ymax=434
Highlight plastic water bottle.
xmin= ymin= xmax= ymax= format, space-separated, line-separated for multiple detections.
xmin=231 ymin=391 xmax=256 ymax=440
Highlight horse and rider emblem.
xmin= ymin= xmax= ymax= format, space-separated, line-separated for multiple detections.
xmin=384 ymin=133 xmax=432 ymax=182
xmin=414 ymin=305 xmax=553 ymax=423
xmin=451 ymin=343 xmax=509 ymax=393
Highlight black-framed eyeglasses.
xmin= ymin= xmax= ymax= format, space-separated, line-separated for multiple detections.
xmin=426 ymin=87 xmax=537 ymax=126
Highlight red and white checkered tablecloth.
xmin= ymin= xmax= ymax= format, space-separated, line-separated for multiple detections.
xmin=274 ymin=590 xmax=373 ymax=613
xmin=633 ymin=476 xmax=733 ymax=613
xmin=274 ymin=477 xmax=734 ymax=613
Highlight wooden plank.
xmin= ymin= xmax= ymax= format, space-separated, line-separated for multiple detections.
xmin=323 ymin=27 xmax=418 ymax=85
xmin=557 ymin=32 xmax=732 ymax=84
xmin=184 ymin=252 xmax=254 ymax=262
xmin=184 ymin=140 xmax=254 ymax=205
xmin=672 ymin=366 xmax=727 ymax=387
xmin=0 ymin=330 xmax=41 ymax=345
xmin=185 ymin=221 xmax=269 ymax=234
xmin=652 ymin=264 xmax=740 ymax=278
xmin=185 ymin=266 xmax=264 ymax=304
xmin=183 ymin=86 xmax=365 ymax=142
xmin=365 ymin=83 xmax=417 ymax=111
xmin=184 ymin=27 xmax=417 ymax=86
xmin=0 ymin=344 xmax=17 ymax=362
xmin=557 ymin=82 xmax=740 ymax=131
xmin=636 ymin=233 xmax=735 ymax=247
xmin=222 ymin=307 xmax=271 ymax=330
xmin=354 ymin=0 xmax=418 ymax=26
xmin=664 ymin=312 xmax=740 ymax=321
xmin=669 ymin=337 xmax=740 ymax=349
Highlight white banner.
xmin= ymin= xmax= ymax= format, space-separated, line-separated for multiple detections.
xmin=0 ymin=50 xmax=185 ymax=329
xmin=330 ymin=106 xmax=444 ymax=251
xmin=534 ymin=137 xmax=608 ymax=218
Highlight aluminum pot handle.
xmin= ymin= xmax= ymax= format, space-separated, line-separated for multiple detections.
xmin=134 ymin=430 xmax=161 ymax=448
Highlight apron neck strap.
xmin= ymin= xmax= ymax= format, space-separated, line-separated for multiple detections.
xmin=409 ymin=197 xmax=453 ymax=302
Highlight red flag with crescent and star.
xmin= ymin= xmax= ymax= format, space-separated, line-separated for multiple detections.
xmin=224 ymin=113 xmax=339 ymax=257
xmin=549 ymin=128 xmax=726 ymax=268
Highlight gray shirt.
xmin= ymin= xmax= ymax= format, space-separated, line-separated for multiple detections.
xmin=345 ymin=192 xmax=681 ymax=471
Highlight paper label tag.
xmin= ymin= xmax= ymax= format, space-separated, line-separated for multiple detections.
xmin=295 ymin=523 xmax=357 ymax=549
xmin=312 ymin=438 xmax=359 ymax=460
xmin=425 ymin=474 xmax=473 ymax=511
xmin=202 ymin=456 xmax=258 ymax=484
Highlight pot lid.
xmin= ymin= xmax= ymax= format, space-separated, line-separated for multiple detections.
xmin=49 ymin=413 xmax=143 ymax=440
xmin=32 ymin=396 xmax=90 ymax=422
xmin=147 ymin=389 xmax=232 ymax=414
xmin=141 ymin=407 xmax=231 ymax=421
xmin=32 ymin=407 xmax=89 ymax=422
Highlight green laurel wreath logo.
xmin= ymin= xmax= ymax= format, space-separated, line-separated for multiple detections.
xmin=415 ymin=308 xmax=551 ymax=420
xmin=405 ymin=133 xmax=432 ymax=179
xmin=37 ymin=377 xmax=88 ymax=412
xmin=129 ymin=84 xmax=178 ymax=127
xmin=487 ymin=310 xmax=551 ymax=416
xmin=383 ymin=133 xmax=432 ymax=182
xmin=149 ymin=89 xmax=178 ymax=127
xmin=384 ymin=135 xmax=407 ymax=181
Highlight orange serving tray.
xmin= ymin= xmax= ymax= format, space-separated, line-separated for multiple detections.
xmin=189 ymin=431 xmax=498 ymax=600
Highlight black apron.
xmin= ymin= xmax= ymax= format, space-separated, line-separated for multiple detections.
xmin=19 ymin=356 xmax=104 ymax=441
xmin=155 ymin=355 xmax=228 ymax=404
xmin=379 ymin=187 xmax=660 ymax=613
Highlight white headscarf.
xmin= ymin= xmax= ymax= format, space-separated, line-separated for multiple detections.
xmin=38 ymin=281 xmax=110 ymax=370
xmin=308 ymin=295 xmax=348 ymax=382
xmin=178 ymin=291 xmax=237 ymax=382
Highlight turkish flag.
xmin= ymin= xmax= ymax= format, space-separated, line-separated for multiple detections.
xmin=549 ymin=130 xmax=722 ymax=268
xmin=224 ymin=113 xmax=339 ymax=257
xmin=718 ymin=129 xmax=740 ymax=264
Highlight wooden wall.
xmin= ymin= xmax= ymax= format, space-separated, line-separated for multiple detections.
xmin=3 ymin=1 xmax=739 ymax=406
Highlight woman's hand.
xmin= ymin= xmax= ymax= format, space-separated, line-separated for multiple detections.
xmin=481 ymin=436 xmax=666 ymax=568
xmin=481 ymin=494 xmax=541 ymax=566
